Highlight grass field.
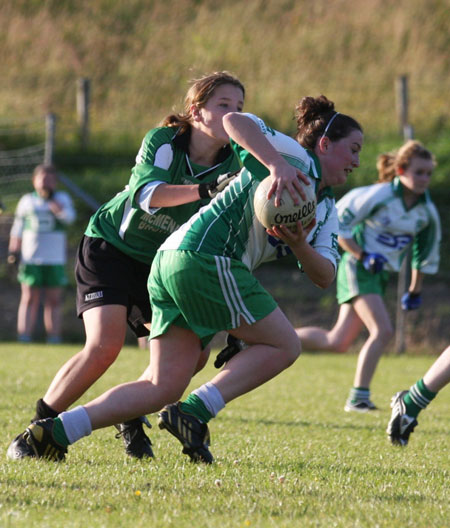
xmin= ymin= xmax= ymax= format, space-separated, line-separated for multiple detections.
xmin=1 ymin=343 xmax=449 ymax=527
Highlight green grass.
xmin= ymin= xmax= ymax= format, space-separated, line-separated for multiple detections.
xmin=1 ymin=343 xmax=448 ymax=527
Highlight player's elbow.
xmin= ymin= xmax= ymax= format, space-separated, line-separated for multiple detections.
xmin=312 ymin=266 xmax=335 ymax=289
xmin=313 ymin=275 xmax=333 ymax=289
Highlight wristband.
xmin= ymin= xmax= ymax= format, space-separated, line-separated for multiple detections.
xmin=198 ymin=183 xmax=210 ymax=200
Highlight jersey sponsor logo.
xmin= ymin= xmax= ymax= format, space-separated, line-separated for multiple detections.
xmin=138 ymin=212 xmax=180 ymax=234
xmin=273 ymin=200 xmax=315 ymax=226
xmin=376 ymin=232 xmax=412 ymax=249
xmin=85 ymin=291 xmax=104 ymax=301
xmin=267 ymin=234 xmax=292 ymax=259
xmin=331 ymin=232 xmax=339 ymax=251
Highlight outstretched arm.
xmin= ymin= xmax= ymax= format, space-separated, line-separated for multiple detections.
xmin=223 ymin=112 xmax=309 ymax=206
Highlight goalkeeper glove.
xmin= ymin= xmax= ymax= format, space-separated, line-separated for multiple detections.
xmin=360 ymin=252 xmax=387 ymax=274
xmin=401 ymin=291 xmax=422 ymax=311
xmin=198 ymin=170 xmax=240 ymax=199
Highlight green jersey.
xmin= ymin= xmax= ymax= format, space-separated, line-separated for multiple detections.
xmin=85 ymin=126 xmax=240 ymax=264
xmin=159 ymin=114 xmax=340 ymax=273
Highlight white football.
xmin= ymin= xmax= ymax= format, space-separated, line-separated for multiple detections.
xmin=253 ymin=176 xmax=317 ymax=230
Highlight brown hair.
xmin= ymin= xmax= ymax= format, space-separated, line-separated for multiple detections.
xmin=161 ymin=71 xmax=245 ymax=134
xmin=376 ymin=140 xmax=436 ymax=183
xmin=295 ymin=95 xmax=362 ymax=150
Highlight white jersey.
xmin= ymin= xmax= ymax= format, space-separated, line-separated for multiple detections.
xmin=10 ymin=191 xmax=76 ymax=265
xmin=337 ymin=178 xmax=441 ymax=273
xmin=160 ymin=114 xmax=340 ymax=274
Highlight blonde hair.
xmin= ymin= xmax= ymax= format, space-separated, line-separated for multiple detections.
xmin=161 ymin=71 xmax=245 ymax=133
xmin=376 ymin=140 xmax=436 ymax=183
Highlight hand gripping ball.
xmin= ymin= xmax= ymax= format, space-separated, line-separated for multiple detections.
xmin=253 ymin=176 xmax=317 ymax=231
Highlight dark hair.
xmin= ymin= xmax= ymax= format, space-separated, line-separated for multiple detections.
xmin=295 ymin=95 xmax=362 ymax=150
xmin=377 ymin=140 xmax=436 ymax=183
xmin=161 ymin=71 xmax=245 ymax=134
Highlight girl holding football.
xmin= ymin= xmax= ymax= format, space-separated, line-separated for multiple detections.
xmin=296 ymin=140 xmax=441 ymax=412
xmin=23 ymin=95 xmax=364 ymax=462
xmin=7 ymin=71 xmax=245 ymax=461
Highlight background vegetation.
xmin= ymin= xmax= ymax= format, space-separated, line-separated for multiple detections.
xmin=0 ymin=0 xmax=449 ymax=345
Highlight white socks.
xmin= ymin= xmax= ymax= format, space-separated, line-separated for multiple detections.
xmin=59 ymin=406 xmax=92 ymax=444
xmin=192 ymin=382 xmax=225 ymax=417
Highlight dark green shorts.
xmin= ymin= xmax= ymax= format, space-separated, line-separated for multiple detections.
xmin=148 ymin=250 xmax=278 ymax=348
xmin=18 ymin=264 xmax=68 ymax=288
xmin=336 ymin=252 xmax=390 ymax=304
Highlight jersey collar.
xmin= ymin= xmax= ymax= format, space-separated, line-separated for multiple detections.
xmin=306 ymin=150 xmax=334 ymax=202
xmin=392 ymin=176 xmax=428 ymax=205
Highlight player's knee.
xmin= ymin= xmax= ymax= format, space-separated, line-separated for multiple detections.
xmin=83 ymin=341 xmax=122 ymax=369
xmin=193 ymin=348 xmax=210 ymax=375
xmin=372 ymin=323 xmax=394 ymax=345
xmin=333 ymin=340 xmax=351 ymax=354
xmin=281 ymin=333 xmax=302 ymax=367
xmin=382 ymin=324 xmax=395 ymax=344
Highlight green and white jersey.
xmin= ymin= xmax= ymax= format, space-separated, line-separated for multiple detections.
xmin=159 ymin=114 xmax=340 ymax=273
xmin=337 ymin=178 xmax=441 ymax=273
xmin=10 ymin=191 xmax=75 ymax=265
xmin=85 ymin=126 xmax=240 ymax=265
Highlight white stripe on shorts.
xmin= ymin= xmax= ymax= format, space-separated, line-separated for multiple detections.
xmin=345 ymin=257 xmax=359 ymax=299
xmin=215 ymin=255 xmax=255 ymax=328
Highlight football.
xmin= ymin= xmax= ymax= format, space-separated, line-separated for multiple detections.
xmin=253 ymin=176 xmax=317 ymax=230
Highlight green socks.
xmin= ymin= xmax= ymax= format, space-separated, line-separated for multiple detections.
xmin=403 ymin=378 xmax=436 ymax=418
xmin=52 ymin=418 xmax=70 ymax=447
xmin=180 ymin=394 xmax=212 ymax=423
xmin=349 ymin=387 xmax=370 ymax=403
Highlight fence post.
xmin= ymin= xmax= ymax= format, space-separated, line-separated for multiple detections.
xmin=396 ymin=75 xmax=409 ymax=135
xmin=44 ymin=113 xmax=56 ymax=164
xmin=394 ymin=75 xmax=413 ymax=354
xmin=77 ymin=77 xmax=90 ymax=149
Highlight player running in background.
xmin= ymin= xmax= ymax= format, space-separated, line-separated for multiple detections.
xmin=8 ymin=164 xmax=76 ymax=344
xmin=21 ymin=95 xmax=363 ymax=463
xmin=7 ymin=71 xmax=245 ymax=461
xmin=296 ymin=140 xmax=441 ymax=412
xmin=387 ymin=344 xmax=450 ymax=445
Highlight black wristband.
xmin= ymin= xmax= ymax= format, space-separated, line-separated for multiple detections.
xmin=359 ymin=251 xmax=368 ymax=261
xmin=198 ymin=183 xmax=210 ymax=200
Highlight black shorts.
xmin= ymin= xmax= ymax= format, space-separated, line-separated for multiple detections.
xmin=75 ymin=235 xmax=152 ymax=337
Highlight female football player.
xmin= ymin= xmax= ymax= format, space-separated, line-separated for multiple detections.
xmin=7 ymin=71 xmax=245 ymax=461
xmin=296 ymin=140 xmax=441 ymax=412
xmin=22 ymin=95 xmax=364 ymax=462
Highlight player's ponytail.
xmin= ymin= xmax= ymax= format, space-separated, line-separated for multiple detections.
xmin=376 ymin=153 xmax=396 ymax=183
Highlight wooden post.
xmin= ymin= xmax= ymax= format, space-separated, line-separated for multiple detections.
xmin=394 ymin=75 xmax=413 ymax=354
xmin=44 ymin=113 xmax=56 ymax=164
xmin=396 ymin=75 xmax=409 ymax=136
xmin=77 ymin=77 xmax=90 ymax=149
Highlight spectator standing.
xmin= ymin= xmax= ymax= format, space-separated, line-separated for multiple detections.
xmin=8 ymin=164 xmax=76 ymax=344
